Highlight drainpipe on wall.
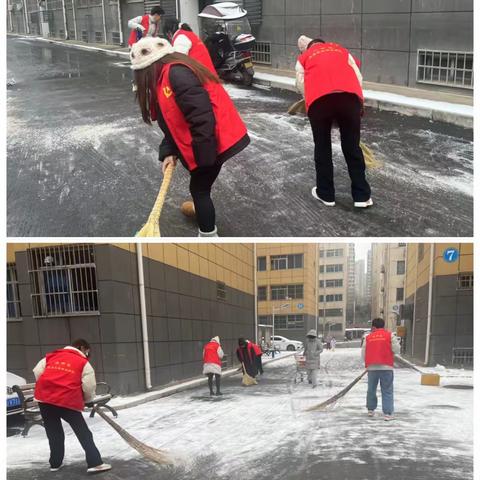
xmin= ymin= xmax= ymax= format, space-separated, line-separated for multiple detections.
xmin=61 ymin=0 xmax=68 ymax=39
xmin=116 ymin=0 xmax=123 ymax=46
xmin=136 ymin=243 xmax=152 ymax=390
xmin=71 ymin=0 xmax=78 ymax=40
xmin=315 ymin=245 xmax=319 ymax=336
xmin=424 ymin=244 xmax=435 ymax=366
xmin=411 ymin=245 xmax=419 ymax=356
xmin=101 ymin=0 xmax=107 ymax=44
xmin=254 ymin=243 xmax=258 ymax=343
xmin=23 ymin=0 xmax=30 ymax=34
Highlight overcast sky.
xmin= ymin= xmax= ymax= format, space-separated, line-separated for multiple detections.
xmin=354 ymin=242 xmax=372 ymax=268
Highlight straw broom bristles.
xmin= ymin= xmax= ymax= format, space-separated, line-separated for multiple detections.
xmin=136 ymin=163 xmax=176 ymax=237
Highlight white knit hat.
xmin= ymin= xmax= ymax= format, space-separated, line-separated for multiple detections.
xmin=211 ymin=336 xmax=220 ymax=343
xmin=298 ymin=35 xmax=313 ymax=52
xmin=130 ymin=37 xmax=174 ymax=70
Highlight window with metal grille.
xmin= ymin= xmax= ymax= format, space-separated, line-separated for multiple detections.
xmin=397 ymin=260 xmax=405 ymax=275
xmin=111 ymin=32 xmax=120 ymax=44
xmin=252 ymin=41 xmax=271 ymax=65
xmin=326 ymin=264 xmax=343 ymax=273
xmin=271 ymin=254 xmax=303 ymax=270
xmin=417 ymin=49 xmax=473 ymax=89
xmin=326 ymin=249 xmax=344 ymax=258
xmin=452 ymin=347 xmax=473 ymax=367
xmin=94 ymin=31 xmax=103 ymax=43
xmin=319 ymin=308 xmax=343 ymax=317
xmin=257 ymin=256 xmax=266 ymax=271
xmin=28 ymin=245 xmax=99 ymax=318
xmin=319 ymin=250 xmax=324 ymax=258
xmin=396 ymin=288 xmax=404 ymax=302
xmin=319 ymin=294 xmax=343 ymax=303
xmin=398 ymin=243 xmax=406 ymax=247
xmin=7 ymin=263 xmax=22 ymax=320
xmin=216 ymin=281 xmax=226 ymax=301
xmin=271 ymin=284 xmax=303 ymax=300
xmin=457 ymin=272 xmax=473 ymax=290
xmin=274 ymin=314 xmax=304 ymax=330
xmin=81 ymin=30 xmax=88 ymax=42
xmin=319 ymin=279 xmax=343 ymax=288
xmin=257 ymin=286 xmax=267 ymax=301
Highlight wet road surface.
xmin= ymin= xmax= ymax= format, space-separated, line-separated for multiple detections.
xmin=7 ymin=36 xmax=473 ymax=237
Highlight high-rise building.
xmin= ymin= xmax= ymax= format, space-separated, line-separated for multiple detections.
xmin=318 ymin=244 xmax=350 ymax=340
xmin=7 ymin=243 xmax=255 ymax=394
xmin=346 ymin=243 xmax=356 ymax=325
xmin=370 ymin=243 xmax=407 ymax=330
xmin=366 ymin=249 xmax=372 ymax=306
xmin=355 ymin=259 xmax=366 ymax=304
xmin=402 ymin=243 xmax=473 ymax=367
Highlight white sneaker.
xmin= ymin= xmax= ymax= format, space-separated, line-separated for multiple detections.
xmin=368 ymin=410 xmax=374 ymax=417
xmin=384 ymin=415 xmax=394 ymax=422
xmin=311 ymin=187 xmax=335 ymax=206
xmin=354 ymin=198 xmax=373 ymax=208
xmin=50 ymin=465 xmax=63 ymax=472
xmin=87 ymin=463 xmax=112 ymax=474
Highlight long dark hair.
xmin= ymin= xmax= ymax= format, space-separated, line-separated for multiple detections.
xmin=135 ymin=52 xmax=219 ymax=125
xmin=163 ymin=18 xmax=192 ymax=40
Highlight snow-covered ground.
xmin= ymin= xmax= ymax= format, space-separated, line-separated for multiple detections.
xmin=7 ymin=349 xmax=473 ymax=479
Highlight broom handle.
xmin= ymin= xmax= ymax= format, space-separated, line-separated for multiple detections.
xmin=146 ymin=162 xmax=176 ymax=225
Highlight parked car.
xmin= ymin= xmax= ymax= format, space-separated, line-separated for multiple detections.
xmin=7 ymin=372 xmax=26 ymax=416
xmin=272 ymin=335 xmax=303 ymax=352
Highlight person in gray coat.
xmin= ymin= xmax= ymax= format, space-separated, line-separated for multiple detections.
xmin=303 ymin=329 xmax=323 ymax=388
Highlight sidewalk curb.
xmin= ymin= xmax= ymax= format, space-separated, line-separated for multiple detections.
xmin=111 ymin=353 xmax=295 ymax=411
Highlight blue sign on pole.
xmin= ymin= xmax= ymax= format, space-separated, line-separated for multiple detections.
xmin=443 ymin=248 xmax=459 ymax=263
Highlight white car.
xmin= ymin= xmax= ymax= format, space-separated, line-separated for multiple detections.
xmin=7 ymin=372 xmax=27 ymax=416
xmin=272 ymin=335 xmax=303 ymax=352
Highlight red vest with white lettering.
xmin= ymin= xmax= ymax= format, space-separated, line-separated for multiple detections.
xmin=128 ymin=15 xmax=151 ymax=47
xmin=173 ymin=29 xmax=217 ymax=74
xmin=157 ymin=62 xmax=248 ymax=171
xmin=204 ymin=342 xmax=222 ymax=366
xmin=298 ymin=42 xmax=364 ymax=112
xmin=251 ymin=342 xmax=262 ymax=356
xmin=365 ymin=329 xmax=394 ymax=368
xmin=34 ymin=348 xmax=88 ymax=411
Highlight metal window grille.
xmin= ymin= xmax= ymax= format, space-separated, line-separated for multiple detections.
xmin=111 ymin=31 xmax=121 ymax=44
xmin=397 ymin=261 xmax=406 ymax=275
xmin=27 ymin=244 xmax=99 ymax=318
xmin=81 ymin=30 xmax=88 ymax=42
xmin=216 ymin=281 xmax=226 ymax=301
xmin=326 ymin=249 xmax=344 ymax=258
xmin=257 ymin=286 xmax=267 ymax=301
xmin=417 ymin=49 xmax=473 ymax=89
xmin=319 ymin=294 xmax=343 ymax=303
xmin=457 ymin=272 xmax=473 ymax=290
xmin=7 ymin=263 xmax=22 ymax=320
xmin=94 ymin=31 xmax=103 ymax=43
xmin=257 ymin=256 xmax=266 ymax=271
xmin=271 ymin=284 xmax=303 ymax=300
xmin=318 ymin=308 xmax=343 ymax=317
xmin=452 ymin=347 xmax=473 ymax=367
xmin=326 ymin=264 xmax=343 ymax=273
xmin=270 ymin=254 xmax=303 ymax=270
xmin=319 ymin=279 xmax=343 ymax=288
xmin=252 ymin=41 xmax=271 ymax=65
xmin=274 ymin=314 xmax=304 ymax=330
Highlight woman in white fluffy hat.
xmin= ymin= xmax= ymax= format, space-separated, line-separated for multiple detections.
xmin=131 ymin=37 xmax=250 ymax=237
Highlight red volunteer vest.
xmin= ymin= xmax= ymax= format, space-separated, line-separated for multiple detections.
xmin=128 ymin=15 xmax=151 ymax=47
xmin=237 ymin=343 xmax=255 ymax=363
xmin=365 ymin=329 xmax=394 ymax=368
xmin=157 ymin=62 xmax=247 ymax=171
xmin=173 ymin=29 xmax=217 ymax=74
xmin=251 ymin=342 xmax=262 ymax=356
xmin=298 ymin=42 xmax=364 ymax=112
xmin=34 ymin=348 xmax=89 ymax=411
xmin=203 ymin=341 xmax=222 ymax=366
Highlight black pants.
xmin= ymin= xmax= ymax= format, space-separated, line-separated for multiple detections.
xmin=189 ymin=164 xmax=222 ymax=233
xmin=207 ymin=373 xmax=221 ymax=393
xmin=39 ymin=402 xmax=103 ymax=469
xmin=308 ymin=93 xmax=371 ymax=202
xmin=256 ymin=355 xmax=264 ymax=374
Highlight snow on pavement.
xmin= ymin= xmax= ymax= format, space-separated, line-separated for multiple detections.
xmin=7 ymin=349 xmax=473 ymax=479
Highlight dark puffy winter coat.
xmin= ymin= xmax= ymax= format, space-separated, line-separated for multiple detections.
xmin=156 ymin=63 xmax=250 ymax=172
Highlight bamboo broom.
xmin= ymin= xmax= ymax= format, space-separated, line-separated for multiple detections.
xmin=287 ymin=99 xmax=380 ymax=169
xmin=136 ymin=163 xmax=176 ymax=237
xmin=94 ymin=407 xmax=172 ymax=465
xmin=306 ymin=370 xmax=367 ymax=412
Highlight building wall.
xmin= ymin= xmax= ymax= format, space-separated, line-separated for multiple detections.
xmin=403 ymin=243 xmax=473 ymax=366
xmin=345 ymin=243 xmax=355 ymax=324
xmin=253 ymin=0 xmax=473 ymax=93
xmin=256 ymin=243 xmax=317 ymax=342
xmin=7 ymin=243 xmax=255 ymax=395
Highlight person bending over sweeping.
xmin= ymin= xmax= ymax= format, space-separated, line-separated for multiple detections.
xmin=296 ymin=36 xmax=372 ymax=208
xmin=236 ymin=338 xmax=258 ymax=379
xmin=163 ymin=18 xmax=217 ymax=75
xmin=33 ymin=339 xmax=111 ymax=474
xmin=203 ymin=336 xmax=224 ymax=396
xmin=362 ymin=318 xmax=401 ymax=421
xmin=131 ymin=37 xmax=250 ymax=237
xmin=248 ymin=339 xmax=264 ymax=375
xmin=128 ymin=6 xmax=164 ymax=92
xmin=303 ymin=329 xmax=323 ymax=388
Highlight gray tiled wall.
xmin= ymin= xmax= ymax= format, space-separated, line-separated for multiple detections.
xmin=7 ymin=245 xmax=255 ymax=395
xmin=253 ymin=0 xmax=473 ymax=91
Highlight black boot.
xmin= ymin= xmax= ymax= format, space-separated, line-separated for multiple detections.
xmin=215 ymin=374 xmax=222 ymax=396
xmin=208 ymin=374 xmax=215 ymax=395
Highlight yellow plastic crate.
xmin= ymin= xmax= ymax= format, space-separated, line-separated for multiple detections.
xmin=421 ymin=373 xmax=440 ymax=386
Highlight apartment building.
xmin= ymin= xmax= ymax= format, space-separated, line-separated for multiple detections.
xmin=402 ymin=243 xmax=473 ymax=367
xmin=7 ymin=243 xmax=255 ymax=394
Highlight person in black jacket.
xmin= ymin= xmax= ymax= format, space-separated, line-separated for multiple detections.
xmin=131 ymin=37 xmax=250 ymax=237
xmin=236 ymin=338 xmax=258 ymax=378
